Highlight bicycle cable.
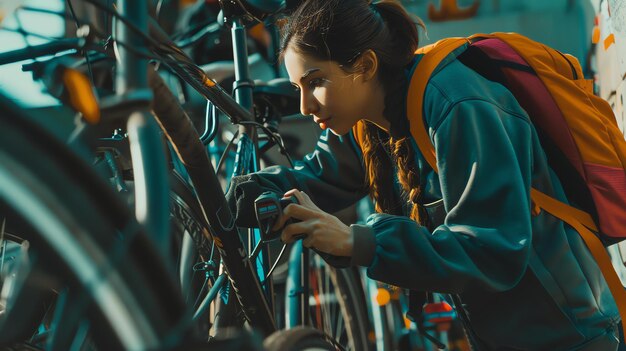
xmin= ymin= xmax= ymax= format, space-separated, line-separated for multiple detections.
xmin=264 ymin=243 xmax=288 ymax=281
xmin=79 ymin=0 xmax=164 ymax=50
xmin=66 ymin=0 xmax=95 ymax=85
xmin=216 ymin=129 xmax=240 ymax=179
xmin=238 ymin=121 xmax=295 ymax=168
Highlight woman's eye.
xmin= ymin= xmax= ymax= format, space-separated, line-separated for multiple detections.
xmin=291 ymin=78 xmax=324 ymax=92
xmin=308 ymin=78 xmax=324 ymax=88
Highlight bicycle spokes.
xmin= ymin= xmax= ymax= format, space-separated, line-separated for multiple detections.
xmin=309 ymin=255 xmax=352 ymax=350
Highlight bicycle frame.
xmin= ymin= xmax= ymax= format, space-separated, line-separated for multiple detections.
xmin=0 ymin=0 xmax=313 ymax=340
xmin=149 ymin=28 xmax=279 ymax=342
xmin=144 ymin=1 xmax=290 ymax=337
xmin=115 ymin=0 xmax=170 ymax=258
xmin=167 ymin=2 xmax=316 ymax=338
xmin=120 ymin=0 xmax=287 ymax=336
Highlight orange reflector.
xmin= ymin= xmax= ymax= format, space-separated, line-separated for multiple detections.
xmin=604 ymin=33 xmax=615 ymax=50
xmin=202 ymin=75 xmax=216 ymax=87
xmin=376 ymin=288 xmax=391 ymax=306
xmin=62 ymin=68 xmax=100 ymax=124
xmin=368 ymin=331 xmax=376 ymax=342
xmin=403 ymin=316 xmax=412 ymax=329
xmin=592 ymin=26 xmax=600 ymax=44
xmin=213 ymin=236 xmax=223 ymax=248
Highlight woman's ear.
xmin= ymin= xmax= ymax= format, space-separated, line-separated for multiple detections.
xmin=355 ymin=49 xmax=378 ymax=81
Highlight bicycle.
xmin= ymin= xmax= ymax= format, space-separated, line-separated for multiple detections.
xmin=0 ymin=0 xmax=375 ymax=349
xmin=0 ymin=92 xmax=192 ymax=350
xmin=160 ymin=1 xmax=375 ymax=348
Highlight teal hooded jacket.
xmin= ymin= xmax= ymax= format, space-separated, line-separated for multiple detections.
xmin=227 ymin=46 xmax=620 ymax=350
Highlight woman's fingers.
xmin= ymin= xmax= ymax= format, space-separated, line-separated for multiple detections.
xmin=272 ymin=189 xmax=300 ymax=230
xmin=272 ymin=201 xmax=319 ymax=231
xmin=273 ymin=189 xmax=330 ymax=247
xmin=281 ymin=220 xmax=310 ymax=243
xmin=284 ymin=189 xmax=321 ymax=210
xmin=283 ymin=188 xmax=299 ymax=198
xmin=302 ymin=235 xmax=314 ymax=248
xmin=283 ymin=202 xmax=322 ymax=221
xmin=276 ymin=193 xmax=353 ymax=256
xmin=272 ymin=189 xmax=306 ymax=230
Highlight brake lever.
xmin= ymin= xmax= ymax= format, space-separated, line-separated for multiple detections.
xmin=254 ymin=191 xmax=301 ymax=241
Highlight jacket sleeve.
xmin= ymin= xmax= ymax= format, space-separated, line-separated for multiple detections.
xmin=353 ymin=99 xmax=534 ymax=294
xmin=226 ymin=129 xmax=368 ymax=228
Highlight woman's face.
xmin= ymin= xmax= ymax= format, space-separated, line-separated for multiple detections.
xmin=284 ymin=46 xmax=373 ymax=136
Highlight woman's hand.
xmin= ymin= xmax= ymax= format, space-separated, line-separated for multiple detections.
xmin=275 ymin=189 xmax=353 ymax=257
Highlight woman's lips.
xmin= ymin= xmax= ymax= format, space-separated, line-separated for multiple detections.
xmin=315 ymin=117 xmax=331 ymax=130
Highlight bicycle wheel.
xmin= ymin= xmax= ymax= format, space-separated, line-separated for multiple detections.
xmin=286 ymin=243 xmax=373 ymax=351
xmin=94 ymin=134 xmax=221 ymax=336
xmin=263 ymin=326 xmax=337 ymax=351
xmin=0 ymin=96 xmax=188 ymax=350
xmin=169 ymin=170 xmax=220 ymax=332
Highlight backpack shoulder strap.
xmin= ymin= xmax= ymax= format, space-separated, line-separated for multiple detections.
xmin=408 ymin=36 xmax=472 ymax=172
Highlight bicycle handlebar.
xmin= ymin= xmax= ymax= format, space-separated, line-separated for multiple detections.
xmin=0 ymin=38 xmax=85 ymax=65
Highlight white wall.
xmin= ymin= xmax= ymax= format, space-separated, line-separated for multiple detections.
xmin=0 ymin=0 xmax=65 ymax=107
xmin=403 ymin=0 xmax=594 ymax=62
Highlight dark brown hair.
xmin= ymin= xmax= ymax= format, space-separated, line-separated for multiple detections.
xmin=280 ymin=0 xmax=427 ymax=223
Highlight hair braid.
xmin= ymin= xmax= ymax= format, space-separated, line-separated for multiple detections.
xmin=361 ymin=65 xmax=428 ymax=224
xmin=381 ymin=66 xmax=429 ymax=225
xmin=361 ymin=122 xmax=403 ymax=215
xmin=390 ymin=136 xmax=429 ymax=224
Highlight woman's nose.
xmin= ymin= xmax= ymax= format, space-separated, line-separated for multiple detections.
xmin=300 ymin=91 xmax=319 ymax=117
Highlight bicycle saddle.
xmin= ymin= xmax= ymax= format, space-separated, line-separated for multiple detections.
xmin=253 ymin=78 xmax=298 ymax=99
xmin=253 ymin=78 xmax=300 ymax=117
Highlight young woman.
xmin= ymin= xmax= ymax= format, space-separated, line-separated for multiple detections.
xmin=226 ymin=0 xmax=620 ymax=349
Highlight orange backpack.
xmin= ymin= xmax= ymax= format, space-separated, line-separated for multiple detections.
xmin=406 ymin=32 xmax=626 ymax=337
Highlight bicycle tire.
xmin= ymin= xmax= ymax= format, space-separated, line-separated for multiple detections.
xmin=0 ymin=96 xmax=188 ymax=350
xmin=99 ymin=142 xmax=219 ymax=334
xmin=263 ymin=326 xmax=337 ymax=351
xmin=286 ymin=244 xmax=373 ymax=351
xmin=320 ymin=263 xmax=372 ymax=350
